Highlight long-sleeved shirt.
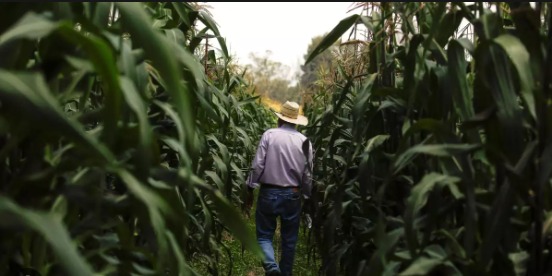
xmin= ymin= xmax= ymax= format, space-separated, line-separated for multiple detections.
xmin=246 ymin=124 xmax=314 ymax=198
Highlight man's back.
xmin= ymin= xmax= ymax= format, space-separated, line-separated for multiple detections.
xmin=261 ymin=125 xmax=308 ymax=187
xmin=246 ymin=123 xmax=313 ymax=194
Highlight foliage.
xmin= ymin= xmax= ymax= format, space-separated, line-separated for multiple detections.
xmin=299 ymin=34 xmax=339 ymax=100
xmin=192 ymin=189 xmax=320 ymax=275
xmin=0 ymin=2 xmax=274 ymax=275
xmin=245 ymin=50 xmax=302 ymax=104
xmin=7 ymin=1 xmax=552 ymax=275
xmin=303 ymin=2 xmax=552 ymax=275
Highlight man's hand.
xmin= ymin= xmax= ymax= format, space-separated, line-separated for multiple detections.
xmin=302 ymin=197 xmax=315 ymax=229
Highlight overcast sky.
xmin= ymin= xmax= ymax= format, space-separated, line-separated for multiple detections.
xmin=207 ymin=2 xmax=355 ymax=81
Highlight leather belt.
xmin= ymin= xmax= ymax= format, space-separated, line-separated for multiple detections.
xmin=261 ymin=183 xmax=298 ymax=190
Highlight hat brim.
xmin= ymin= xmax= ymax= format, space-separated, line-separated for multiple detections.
xmin=274 ymin=111 xmax=308 ymax=126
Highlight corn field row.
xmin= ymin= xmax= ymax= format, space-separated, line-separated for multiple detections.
xmin=0 ymin=2 xmax=272 ymax=275
xmin=1 ymin=2 xmax=552 ymax=276
xmin=303 ymin=2 xmax=552 ymax=275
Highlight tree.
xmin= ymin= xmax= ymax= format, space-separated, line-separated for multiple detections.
xmin=244 ymin=50 xmax=300 ymax=103
xmin=299 ymin=34 xmax=339 ymax=94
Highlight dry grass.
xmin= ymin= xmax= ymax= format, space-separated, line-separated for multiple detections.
xmin=259 ymin=96 xmax=305 ymax=115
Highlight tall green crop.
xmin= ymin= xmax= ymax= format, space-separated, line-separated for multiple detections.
xmin=304 ymin=2 xmax=552 ymax=275
xmin=0 ymin=2 xmax=273 ymax=275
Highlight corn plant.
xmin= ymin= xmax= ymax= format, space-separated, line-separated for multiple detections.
xmin=304 ymin=2 xmax=552 ymax=275
xmin=0 ymin=2 xmax=273 ymax=275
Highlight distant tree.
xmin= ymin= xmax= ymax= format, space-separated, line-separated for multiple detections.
xmin=283 ymin=85 xmax=301 ymax=103
xmin=244 ymin=50 xmax=298 ymax=103
xmin=299 ymin=34 xmax=339 ymax=93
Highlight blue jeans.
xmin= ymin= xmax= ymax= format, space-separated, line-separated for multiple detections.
xmin=256 ymin=187 xmax=302 ymax=275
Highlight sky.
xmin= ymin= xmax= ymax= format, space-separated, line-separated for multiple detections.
xmin=206 ymin=2 xmax=355 ymax=82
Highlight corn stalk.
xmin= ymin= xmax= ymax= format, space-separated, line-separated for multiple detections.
xmin=0 ymin=2 xmax=272 ymax=275
xmin=304 ymin=2 xmax=552 ymax=275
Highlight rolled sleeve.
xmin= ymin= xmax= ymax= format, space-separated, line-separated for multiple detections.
xmin=246 ymin=131 xmax=269 ymax=189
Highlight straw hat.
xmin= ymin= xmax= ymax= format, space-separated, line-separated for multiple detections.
xmin=274 ymin=101 xmax=308 ymax=126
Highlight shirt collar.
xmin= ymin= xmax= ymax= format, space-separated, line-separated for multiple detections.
xmin=279 ymin=123 xmax=297 ymax=131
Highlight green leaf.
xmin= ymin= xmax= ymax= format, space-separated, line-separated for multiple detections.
xmin=205 ymin=170 xmax=224 ymax=191
xmin=165 ymin=231 xmax=197 ymax=275
xmin=198 ymin=186 xmax=263 ymax=258
xmin=435 ymin=229 xmax=466 ymax=259
xmin=120 ymin=77 xmax=153 ymax=177
xmin=353 ymin=73 xmax=378 ymax=130
xmin=170 ymin=2 xmax=192 ymax=28
xmin=365 ymin=135 xmax=390 ymax=154
xmin=0 ymin=197 xmax=95 ymax=276
xmin=448 ymin=39 xmax=475 ymax=121
xmin=366 ymin=228 xmax=404 ymax=275
xmin=479 ymin=141 xmax=537 ymax=265
xmin=196 ymin=10 xmax=229 ymax=59
xmin=509 ymin=251 xmax=529 ymax=276
xmin=57 ymin=24 xmax=123 ymax=146
xmin=399 ymin=258 xmax=442 ymax=276
xmin=399 ymin=245 xmax=456 ymax=276
xmin=117 ymin=2 xmax=198 ymax=156
xmin=393 ymin=144 xmax=481 ymax=174
xmin=154 ymin=101 xmax=192 ymax=167
xmin=435 ymin=9 xmax=464 ymax=47
xmin=164 ymin=28 xmax=186 ymax=46
xmin=115 ymin=168 xmax=171 ymax=264
xmin=0 ymin=70 xmax=114 ymax=162
xmin=404 ymin=173 xmax=460 ymax=254
xmin=0 ymin=12 xmax=58 ymax=45
xmin=305 ymin=14 xmax=360 ymax=65
xmin=493 ymin=34 xmax=536 ymax=120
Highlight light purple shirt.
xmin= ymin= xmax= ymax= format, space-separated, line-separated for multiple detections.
xmin=246 ymin=124 xmax=313 ymax=197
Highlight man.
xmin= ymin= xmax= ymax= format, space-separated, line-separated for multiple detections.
xmin=245 ymin=101 xmax=313 ymax=276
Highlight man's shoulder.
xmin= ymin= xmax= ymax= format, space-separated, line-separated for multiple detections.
xmin=264 ymin=127 xmax=308 ymax=140
xmin=296 ymin=132 xmax=308 ymax=141
xmin=264 ymin=127 xmax=280 ymax=133
xmin=262 ymin=128 xmax=280 ymax=136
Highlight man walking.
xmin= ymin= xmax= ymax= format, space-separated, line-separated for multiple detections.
xmin=245 ymin=101 xmax=313 ymax=276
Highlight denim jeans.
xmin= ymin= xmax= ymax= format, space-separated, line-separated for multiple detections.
xmin=256 ymin=187 xmax=302 ymax=275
